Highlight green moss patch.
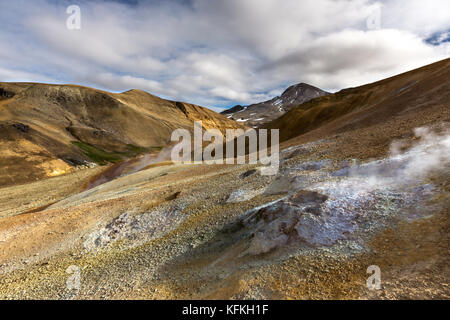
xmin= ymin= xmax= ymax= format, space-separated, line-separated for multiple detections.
xmin=71 ymin=141 xmax=124 ymax=165
xmin=72 ymin=141 xmax=164 ymax=165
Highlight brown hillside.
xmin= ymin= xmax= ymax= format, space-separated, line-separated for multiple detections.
xmin=266 ymin=58 xmax=450 ymax=158
xmin=0 ymin=83 xmax=242 ymax=186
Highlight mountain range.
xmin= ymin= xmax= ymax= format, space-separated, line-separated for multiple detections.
xmin=221 ymin=83 xmax=329 ymax=127
xmin=0 ymin=83 xmax=242 ymax=186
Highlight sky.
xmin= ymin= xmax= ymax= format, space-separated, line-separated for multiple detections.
xmin=0 ymin=0 xmax=449 ymax=111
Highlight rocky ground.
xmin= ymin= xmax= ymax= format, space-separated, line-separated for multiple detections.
xmin=0 ymin=124 xmax=448 ymax=299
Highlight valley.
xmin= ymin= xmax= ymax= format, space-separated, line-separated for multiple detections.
xmin=0 ymin=59 xmax=449 ymax=300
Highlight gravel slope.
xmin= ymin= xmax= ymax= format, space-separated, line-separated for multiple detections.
xmin=0 ymin=125 xmax=448 ymax=299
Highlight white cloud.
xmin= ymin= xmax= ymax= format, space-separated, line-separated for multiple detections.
xmin=380 ymin=0 xmax=450 ymax=36
xmin=0 ymin=0 xmax=448 ymax=108
xmin=0 ymin=67 xmax=54 ymax=83
xmin=85 ymin=73 xmax=163 ymax=94
xmin=264 ymin=29 xmax=449 ymax=90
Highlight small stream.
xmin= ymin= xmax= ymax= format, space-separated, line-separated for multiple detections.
xmin=83 ymin=145 xmax=175 ymax=190
xmin=83 ymin=152 xmax=161 ymax=190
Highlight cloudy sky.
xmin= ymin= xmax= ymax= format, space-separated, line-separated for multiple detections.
xmin=0 ymin=0 xmax=449 ymax=111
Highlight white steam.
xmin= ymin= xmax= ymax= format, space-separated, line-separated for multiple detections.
xmin=349 ymin=126 xmax=450 ymax=189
